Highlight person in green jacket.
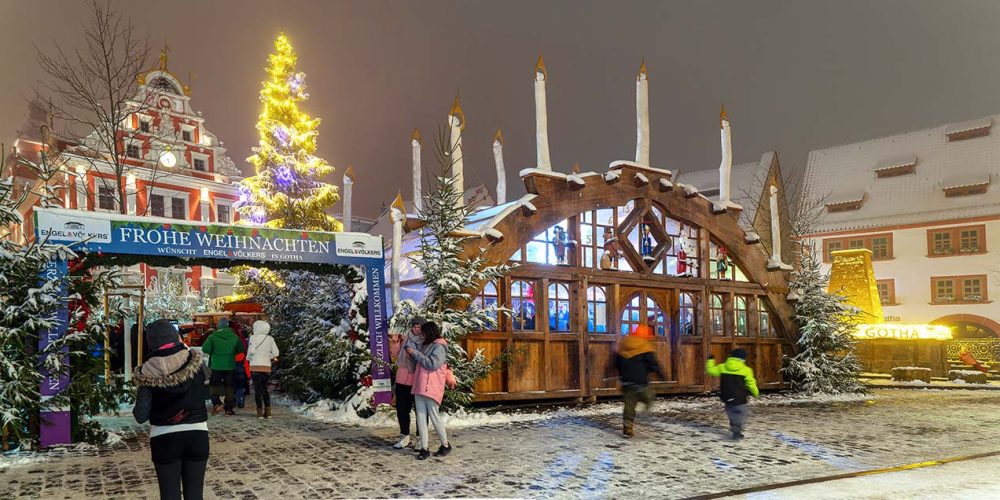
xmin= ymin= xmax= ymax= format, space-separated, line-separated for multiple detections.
xmin=201 ymin=318 xmax=245 ymax=416
xmin=705 ymin=348 xmax=759 ymax=440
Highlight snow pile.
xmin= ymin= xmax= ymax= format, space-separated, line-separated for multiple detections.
xmin=634 ymin=172 xmax=649 ymax=185
xmin=659 ymin=178 xmax=673 ymax=190
xmin=745 ymin=232 xmax=761 ymax=243
xmin=608 ymin=161 xmax=671 ymax=176
xmin=0 ymin=451 xmax=48 ymax=471
xmin=604 ymin=170 xmax=621 ymax=182
xmin=567 ymin=173 xmax=586 ymax=186
xmin=519 ymin=168 xmax=568 ymax=179
xmin=752 ymin=392 xmax=874 ymax=406
xmin=484 ymin=228 xmax=504 ymax=241
xmin=521 ymin=200 xmax=537 ymax=214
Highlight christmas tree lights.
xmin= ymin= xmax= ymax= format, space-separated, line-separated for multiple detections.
xmin=236 ymin=33 xmax=341 ymax=231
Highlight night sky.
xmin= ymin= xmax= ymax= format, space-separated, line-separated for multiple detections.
xmin=4 ymin=0 xmax=1000 ymax=218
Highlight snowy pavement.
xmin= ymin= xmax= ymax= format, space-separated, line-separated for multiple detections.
xmin=3 ymin=389 xmax=1000 ymax=499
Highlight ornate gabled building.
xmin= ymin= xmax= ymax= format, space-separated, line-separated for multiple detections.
xmin=7 ymin=52 xmax=243 ymax=299
xmin=375 ymin=59 xmax=799 ymax=402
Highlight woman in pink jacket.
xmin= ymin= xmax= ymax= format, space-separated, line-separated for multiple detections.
xmin=405 ymin=321 xmax=455 ymax=460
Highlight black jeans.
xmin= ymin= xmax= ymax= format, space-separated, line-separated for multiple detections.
xmin=209 ymin=369 xmax=235 ymax=412
xmin=150 ymin=430 xmax=209 ymax=500
xmin=251 ymin=372 xmax=271 ymax=408
xmin=395 ymin=383 xmax=415 ymax=435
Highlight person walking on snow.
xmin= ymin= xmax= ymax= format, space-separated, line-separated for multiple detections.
xmin=615 ymin=323 xmax=666 ymax=438
xmin=133 ymin=319 xmax=210 ymax=500
xmin=389 ymin=316 xmax=425 ymax=449
xmin=247 ymin=320 xmax=280 ymax=419
xmin=201 ymin=318 xmax=245 ymax=416
xmin=706 ymin=348 xmax=759 ymax=440
xmin=406 ymin=321 xmax=456 ymax=460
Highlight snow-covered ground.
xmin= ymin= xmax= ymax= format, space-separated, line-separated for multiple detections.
xmin=286 ymin=391 xmax=876 ymax=429
xmin=726 ymin=455 xmax=1000 ymax=499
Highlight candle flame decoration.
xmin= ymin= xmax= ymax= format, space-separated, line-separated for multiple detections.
xmin=535 ymin=53 xmax=547 ymax=80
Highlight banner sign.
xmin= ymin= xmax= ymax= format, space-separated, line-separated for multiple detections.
xmin=33 ymin=208 xmax=393 ymax=445
xmin=38 ymin=258 xmax=70 ymax=448
xmin=853 ymin=324 xmax=953 ymax=341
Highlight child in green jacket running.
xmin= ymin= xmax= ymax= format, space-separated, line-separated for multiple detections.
xmin=705 ymin=348 xmax=759 ymax=440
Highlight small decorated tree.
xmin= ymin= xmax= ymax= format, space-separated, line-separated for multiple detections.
xmin=391 ymin=127 xmax=513 ymax=409
xmin=783 ymin=245 xmax=867 ymax=394
xmin=236 ymin=33 xmax=340 ymax=231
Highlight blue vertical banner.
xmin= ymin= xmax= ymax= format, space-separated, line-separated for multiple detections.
xmin=38 ymin=257 xmax=71 ymax=448
xmin=366 ymin=264 xmax=392 ymax=405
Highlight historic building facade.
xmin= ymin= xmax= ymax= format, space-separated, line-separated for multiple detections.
xmin=7 ymin=55 xmax=243 ymax=299
xmin=804 ymin=114 xmax=1000 ymax=338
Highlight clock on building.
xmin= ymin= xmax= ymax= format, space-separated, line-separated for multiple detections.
xmin=159 ymin=151 xmax=177 ymax=167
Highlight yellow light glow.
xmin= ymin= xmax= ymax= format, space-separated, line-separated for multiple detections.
xmin=200 ymin=186 xmax=210 ymax=200
xmin=853 ymin=324 xmax=953 ymax=341
xmin=126 ymin=173 xmax=136 ymax=188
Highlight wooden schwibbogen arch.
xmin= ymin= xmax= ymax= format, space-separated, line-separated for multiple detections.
xmin=450 ymin=162 xmax=797 ymax=402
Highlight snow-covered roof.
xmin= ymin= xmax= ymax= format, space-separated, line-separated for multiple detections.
xmin=826 ymin=191 xmax=866 ymax=205
xmin=804 ymin=113 xmax=1000 ymax=233
xmin=675 ymin=157 xmax=771 ymax=227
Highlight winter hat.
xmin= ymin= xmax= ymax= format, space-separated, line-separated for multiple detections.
xmin=631 ymin=324 xmax=654 ymax=338
xmin=253 ymin=320 xmax=271 ymax=336
xmin=218 ymin=318 xmax=230 ymax=329
xmin=730 ymin=348 xmax=748 ymax=360
xmin=410 ymin=316 xmax=427 ymax=327
xmin=145 ymin=319 xmax=181 ymax=351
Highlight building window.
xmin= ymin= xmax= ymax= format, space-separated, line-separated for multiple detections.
xmin=548 ymin=282 xmax=571 ymax=332
xmin=140 ymin=120 xmax=151 ymax=133
xmin=927 ymin=225 xmax=986 ymax=257
xmin=710 ymin=293 xmax=725 ymax=336
xmin=150 ymin=194 xmax=165 ymax=217
xmin=217 ymin=204 xmax=230 ymax=224
xmin=98 ymin=186 xmax=116 ymax=210
xmin=525 ymin=219 xmax=569 ymax=265
xmin=758 ymin=299 xmax=772 ymax=337
xmin=182 ymin=130 xmax=192 ymax=142
xmin=825 ymin=240 xmax=843 ymax=261
xmin=932 ymin=275 xmax=988 ymax=304
xmin=193 ymin=158 xmax=206 ymax=171
xmin=577 ymin=203 xmax=634 ymax=272
xmin=650 ymin=205 xmax=700 ymax=277
xmin=510 ymin=280 xmax=536 ymax=331
xmin=587 ymin=286 xmax=608 ymax=333
xmin=126 ymin=144 xmax=141 ymax=159
xmin=679 ymin=292 xmax=697 ymax=336
xmin=170 ymin=197 xmax=186 ymax=220
xmin=619 ymin=293 xmax=667 ymax=336
xmin=710 ymin=241 xmax=748 ymax=281
xmin=876 ymin=279 xmax=896 ymax=305
xmin=734 ymin=296 xmax=749 ymax=337
xmin=823 ymin=233 xmax=893 ymax=262
xmin=473 ymin=281 xmax=499 ymax=327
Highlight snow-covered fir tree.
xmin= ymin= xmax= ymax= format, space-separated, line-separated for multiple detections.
xmin=236 ymin=33 xmax=340 ymax=231
xmin=1 ymin=148 xmax=127 ymax=448
xmin=783 ymin=245 xmax=867 ymax=394
xmin=392 ymin=128 xmax=513 ymax=410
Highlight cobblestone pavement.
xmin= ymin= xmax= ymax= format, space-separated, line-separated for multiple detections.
xmin=4 ymin=389 xmax=1000 ymax=499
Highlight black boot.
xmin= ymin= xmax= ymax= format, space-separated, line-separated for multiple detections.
xmin=417 ymin=449 xmax=431 ymax=460
xmin=434 ymin=444 xmax=452 ymax=457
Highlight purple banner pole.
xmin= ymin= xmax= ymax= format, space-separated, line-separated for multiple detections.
xmin=39 ymin=257 xmax=71 ymax=448
xmin=365 ymin=264 xmax=392 ymax=405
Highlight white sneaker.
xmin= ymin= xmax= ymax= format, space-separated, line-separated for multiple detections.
xmin=393 ymin=435 xmax=411 ymax=449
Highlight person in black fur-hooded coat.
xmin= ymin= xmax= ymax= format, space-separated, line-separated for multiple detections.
xmin=133 ymin=319 xmax=210 ymax=500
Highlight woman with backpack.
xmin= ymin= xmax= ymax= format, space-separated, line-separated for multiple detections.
xmin=405 ymin=321 xmax=456 ymax=460
xmin=133 ymin=319 xmax=210 ymax=500
xmin=247 ymin=320 xmax=280 ymax=419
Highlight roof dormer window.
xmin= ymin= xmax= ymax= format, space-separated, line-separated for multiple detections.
xmin=945 ymin=117 xmax=991 ymax=142
xmin=942 ymin=174 xmax=990 ymax=197
xmin=825 ymin=191 xmax=865 ymax=213
xmin=874 ymin=155 xmax=917 ymax=178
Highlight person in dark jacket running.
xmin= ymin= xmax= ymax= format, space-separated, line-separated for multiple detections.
xmin=615 ymin=324 xmax=666 ymax=437
xmin=706 ymin=348 xmax=759 ymax=440
xmin=133 ymin=319 xmax=210 ymax=500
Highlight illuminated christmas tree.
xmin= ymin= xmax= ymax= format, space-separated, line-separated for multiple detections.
xmin=237 ymin=34 xmax=340 ymax=231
